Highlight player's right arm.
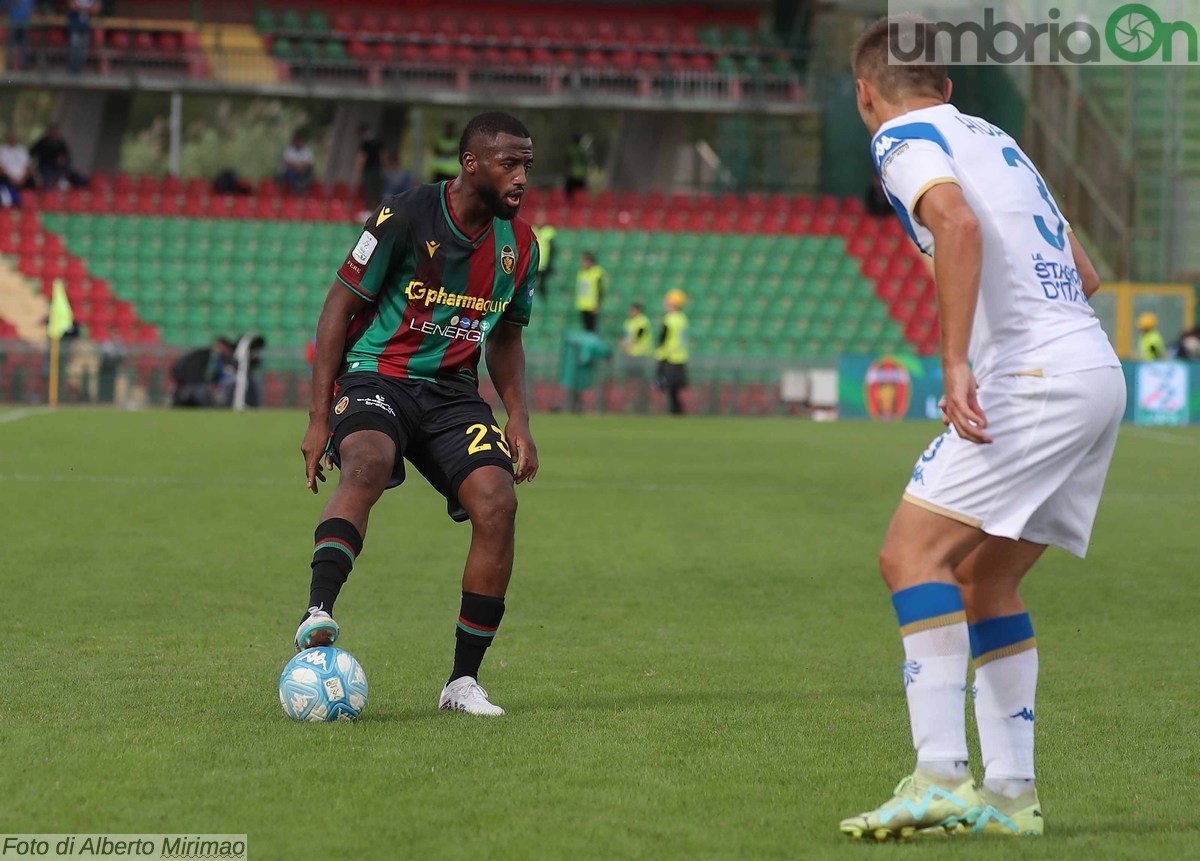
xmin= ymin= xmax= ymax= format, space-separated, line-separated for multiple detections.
xmin=302 ymin=202 xmax=406 ymax=493
xmin=302 ymin=284 xmax=370 ymax=493
xmin=915 ymin=183 xmax=991 ymax=445
xmin=1068 ymin=231 xmax=1102 ymax=299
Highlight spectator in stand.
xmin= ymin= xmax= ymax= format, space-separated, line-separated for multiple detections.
xmin=67 ymin=0 xmax=99 ymax=74
xmin=30 ymin=124 xmax=88 ymax=190
xmin=5 ymin=0 xmax=33 ymax=72
xmin=281 ymin=132 xmax=315 ymax=196
xmin=1175 ymin=326 xmax=1200 ymax=361
xmin=0 ymin=131 xmax=32 ymax=207
xmin=355 ymin=123 xmax=384 ymax=213
xmin=565 ymin=133 xmax=589 ymax=197
xmin=380 ymin=150 xmax=414 ymax=198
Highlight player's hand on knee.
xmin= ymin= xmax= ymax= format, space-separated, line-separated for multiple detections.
xmin=506 ymin=419 xmax=539 ymax=484
xmin=301 ymin=419 xmax=329 ymax=494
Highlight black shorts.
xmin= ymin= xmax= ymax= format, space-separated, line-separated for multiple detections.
xmin=657 ymin=360 xmax=687 ymax=390
xmin=326 ymin=372 xmax=515 ymax=522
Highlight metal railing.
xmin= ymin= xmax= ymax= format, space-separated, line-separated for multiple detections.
xmin=1 ymin=45 xmax=813 ymax=114
xmin=0 ymin=339 xmax=835 ymax=416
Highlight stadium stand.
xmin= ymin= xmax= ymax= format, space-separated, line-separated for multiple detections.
xmin=3 ymin=181 xmax=936 ymax=363
xmin=2 ymin=3 xmax=802 ymax=103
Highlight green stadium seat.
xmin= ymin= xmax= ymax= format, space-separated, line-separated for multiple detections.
xmin=272 ymin=38 xmax=294 ymax=60
xmin=307 ymin=9 xmax=330 ymax=32
xmin=322 ymin=40 xmax=347 ymax=62
xmin=279 ymin=9 xmax=304 ymax=31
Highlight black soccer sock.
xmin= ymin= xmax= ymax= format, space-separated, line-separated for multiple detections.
xmin=305 ymin=518 xmax=363 ymax=621
xmin=450 ymin=591 xmax=505 ymax=683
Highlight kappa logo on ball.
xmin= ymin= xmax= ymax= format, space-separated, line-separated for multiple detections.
xmin=500 ymin=244 xmax=516 ymax=275
xmin=352 ymin=230 xmax=378 ymax=265
xmin=334 ymin=396 xmax=349 ymax=415
xmin=356 ymin=394 xmax=396 ymax=417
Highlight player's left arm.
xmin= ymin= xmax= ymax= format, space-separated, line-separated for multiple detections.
xmin=486 ymin=322 xmax=537 ymax=484
xmin=487 ymin=238 xmax=540 ymax=484
xmin=915 ymin=183 xmax=991 ymax=445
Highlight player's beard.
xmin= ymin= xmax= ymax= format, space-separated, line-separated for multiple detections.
xmin=480 ymin=183 xmax=520 ymax=221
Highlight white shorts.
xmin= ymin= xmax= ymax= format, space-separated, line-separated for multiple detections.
xmin=904 ymin=366 xmax=1126 ymax=558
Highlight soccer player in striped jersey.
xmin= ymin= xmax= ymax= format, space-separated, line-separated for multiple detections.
xmin=296 ymin=112 xmax=540 ymax=716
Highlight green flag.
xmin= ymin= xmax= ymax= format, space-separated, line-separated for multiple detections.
xmin=48 ymin=277 xmax=74 ymax=340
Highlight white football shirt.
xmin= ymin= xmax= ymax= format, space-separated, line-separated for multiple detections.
xmin=872 ymin=103 xmax=1118 ymax=381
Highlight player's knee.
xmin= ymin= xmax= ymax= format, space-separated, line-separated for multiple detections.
xmin=338 ymin=445 xmax=392 ymax=493
xmin=468 ymin=479 xmax=517 ymax=533
xmin=878 ymin=542 xmax=912 ymax=590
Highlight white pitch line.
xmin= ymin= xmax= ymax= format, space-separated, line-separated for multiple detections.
xmin=0 ymin=409 xmax=37 ymax=425
xmin=1123 ymin=428 xmax=1199 ymax=445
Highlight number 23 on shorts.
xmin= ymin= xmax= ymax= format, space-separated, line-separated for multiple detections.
xmin=465 ymin=423 xmax=512 ymax=459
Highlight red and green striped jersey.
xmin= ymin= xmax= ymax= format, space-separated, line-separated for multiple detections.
xmin=335 ymin=181 xmax=539 ymax=390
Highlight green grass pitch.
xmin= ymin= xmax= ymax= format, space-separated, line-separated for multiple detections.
xmin=3 ymin=408 xmax=1197 ymax=859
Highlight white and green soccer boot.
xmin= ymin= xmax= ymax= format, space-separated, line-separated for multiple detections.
xmin=971 ymin=785 xmax=1044 ymax=836
xmin=294 ymin=607 xmax=338 ymax=651
xmin=840 ymin=769 xmax=982 ymax=841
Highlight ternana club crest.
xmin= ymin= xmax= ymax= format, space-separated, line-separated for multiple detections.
xmin=864 ymin=356 xmax=911 ymax=421
xmin=500 ymin=244 xmax=516 ymax=275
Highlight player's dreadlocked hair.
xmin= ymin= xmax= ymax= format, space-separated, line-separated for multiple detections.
xmin=459 ymin=112 xmax=532 ymax=159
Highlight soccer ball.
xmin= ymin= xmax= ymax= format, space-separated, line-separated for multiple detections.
xmin=279 ymin=647 xmax=368 ymax=722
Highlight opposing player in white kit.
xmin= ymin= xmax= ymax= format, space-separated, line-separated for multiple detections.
xmin=839 ymin=18 xmax=1125 ymax=840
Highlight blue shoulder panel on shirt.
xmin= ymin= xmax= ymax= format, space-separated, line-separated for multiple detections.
xmin=871 ymin=122 xmax=953 ymax=172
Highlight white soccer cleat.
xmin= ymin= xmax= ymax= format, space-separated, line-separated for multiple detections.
xmin=438 ymin=676 xmax=505 ymax=716
xmin=294 ymin=607 xmax=339 ymax=651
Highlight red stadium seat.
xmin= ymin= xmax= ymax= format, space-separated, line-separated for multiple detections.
xmin=619 ymin=22 xmax=644 ymax=44
xmin=134 ymin=31 xmax=155 ymax=51
xmin=676 ymin=25 xmax=699 ymax=45
xmin=530 ymin=46 xmax=555 ymax=65
xmin=554 ymin=48 xmax=577 ymax=66
xmin=358 ymin=13 xmax=383 ymax=34
xmin=158 ymin=31 xmax=181 ymax=51
xmin=347 ymin=39 xmax=369 ymax=60
xmin=636 ymin=53 xmax=661 ymax=71
xmin=383 ymin=13 xmax=405 ymax=34
xmin=331 ymin=12 xmax=354 ymax=34
xmin=109 ymin=30 xmax=132 ymax=50
xmin=503 ymin=47 xmax=528 ymax=66
xmin=373 ymin=41 xmax=396 ymax=62
xmin=648 ymin=23 xmax=672 ymax=45
xmin=515 ymin=20 xmax=539 ymax=43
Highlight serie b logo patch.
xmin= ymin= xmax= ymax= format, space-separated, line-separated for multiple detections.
xmin=500 ymin=244 xmax=516 ymax=275
xmin=334 ymin=396 xmax=349 ymax=415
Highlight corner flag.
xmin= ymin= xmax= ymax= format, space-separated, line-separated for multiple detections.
xmin=48 ymin=277 xmax=74 ymax=340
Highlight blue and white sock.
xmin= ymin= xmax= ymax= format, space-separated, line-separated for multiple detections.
xmin=970 ymin=612 xmax=1038 ymax=799
xmin=892 ymin=583 xmax=971 ymax=778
